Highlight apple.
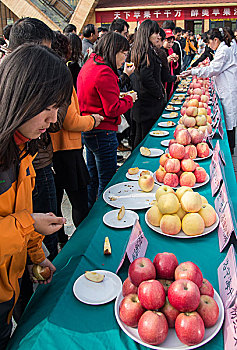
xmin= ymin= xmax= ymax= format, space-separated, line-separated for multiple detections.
xmin=196 ymin=115 xmax=207 ymax=126
xmin=179 ymin=172 xmax=196 ymax=187
xmin=128 ymin=257 xmax=156 ymax=287
xmin=197 ymin=295 xmax=219 ymax=327
xmin=157 ymin=193 xmax=180 ymax=214
xmin=175 ymin=186 xmax=193 ymax=201
xmin=169 ymin=143 xmax=185 ymax=160
xmin=119 ymin=294 xmax=145 ymax=327
xmin=182 ymin=213 xmax=205 ymax=236
xmin=163 ymin=173 xmax=179 ymax=187
xmin=174 ymin=124 xmax=186 ymax=138
xmin=138 ymin=175 xmax=154 ymax=192
xmin=160 ymin=214 xmax=181 ymax=235
xmin=189 ymin=129 xmax=204 ymax=144
xmin=187 ymin=99 xmax=199 ymax=108
xmin=138 ymin=279 xmax=166 ymax=310
xmin=138 ymin=311 xmax=168 ymax=345
xmin=155 ymin=185 xmax=174 ymax=201
xmin=147 ymin=205 xmax=163 ymax=227
xmin=180 ymin=107 xmax=186 ymax=116
xmin=197 ymin=108 xmax=207 ymax=116
xmin=153 ymin=252 xmax=178 ymax=280
xmin=194 ymin=167 xmax=207 ymax=183
xmin=164 ymin=158 xmax=180 ymax=174
xmin=181 ymin=158 xmax=196 ymax=172
xmin=207 ymin=122 xmax=212 ymax=134
xmin=168 ymin=279 xmax=201 ymax=312
xmin=160 ymin=153 xmax=171 ymax=167
xmin=200 ymin=95 xmax=209 ymax=103
xmin=193 ymin=88 xmax=203 ymax=95
xmin=155 ymin=166 xmax=166 ymax=183
xmin=198 ymin=203 xmax=216 ymax=227
xmin=122 ymin=277 xmax=138 ymax=297
xmin=192 ymin=94 xmax=201 ymax=102
xmin=184 ymin=145 xmax=197 ymax=159
xmin=32 ymin=265 xmax=51 ymax=281
xmin=200 ymin=195 xmax=208 ymax=204
xmin=200 ymin=278 xmax=214 ymax=297
xmin=196 ymin=142 xmax=209 ymax=158
xmin=180 ymin=191 xmax=202 ymax=212
xmin=168 ymin=139 xmax=177 ymax=147
xmin=183 ymin=116 xmax=196 ymax=128
xmin=161 ymin=297 xmax=180 ymax=328
xmin=186 ymin=106 xmax=198 ymax=117
xmin=175 ymin=261 xmax=203 ymax=288
xmin=158 ymin=279 xmax=173 ymax=295
xmin=176 ymin=130 xmax=191 ymax=146
xmin=176 ymin=206 xmax=186 ymax=220
xmin=175 ymin=312 xmax=205 ymax=345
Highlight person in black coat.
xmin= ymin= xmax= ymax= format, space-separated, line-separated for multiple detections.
xmin=130 ymin=20 xmax=165 ymax=149
xmin=66 ymin=33 xmax=83 ymax=91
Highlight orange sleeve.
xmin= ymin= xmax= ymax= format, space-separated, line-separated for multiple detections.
xmin=62 ymin=88 xmax=94 ymax=133
xmin=190 ymin=41 xmax=197 ymax=52
xmin=0 ymin=210 xmax=45 ymax=265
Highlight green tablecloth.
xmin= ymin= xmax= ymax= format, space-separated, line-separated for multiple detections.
xmin=9 ymin=93 xmax=236 ymax=350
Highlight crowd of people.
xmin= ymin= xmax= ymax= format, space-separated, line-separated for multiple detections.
xmin=0 ymin=16 xmax=237 ymax=349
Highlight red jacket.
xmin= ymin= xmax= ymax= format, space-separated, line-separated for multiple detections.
xmin=77 ymin=54 xmax=133 ymax=131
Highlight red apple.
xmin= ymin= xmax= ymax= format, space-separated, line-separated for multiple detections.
xmin=183 ymin=116 xmax=196 ymax=128
xmin=201 ymin=95 xmax=209 ymax=103
xmin=163 ymin=173 xmax=179 ymax=187
xmin=164 ymin=158 xmax=180 ymax=174
xmin=184 ymin=145 xmax=197 ymax=159
xmin=138 ymin=280 xmax=166 ymax=310
xmin=186 ymin=106 xmax=198 ymax=117
xmin=181 ymin=158 xmax=196 ymax=172
xmin=200 ymin=278 xmax=214 ymax=297
xmin=153 ymin=252 xmax=178 ymax=280
xmin=169 ymin=143 xmax=185 ymax=160
xmin=128 ymin=257 xmax=156 ymax=287
xmin=176 ymin=130 xmax=191 ymax=146
xmin=169 ymin=139 xmax=177 ymax=147
xmin=192 ymin=94 xmax=201 ymax=102
xmin=179 ymin=172 xmax=196 ymax=187
xmin=160 ymin=153 xmax=171 ymax=167
xmin=175 ymin=312 xmax=205 ymax=345
xmin=187 ymin=99 xmax=199 ymax=108
xmin=197 ymin=295 xmax=219 ymax=327
xmin=119 ymin=294 xmax=145 ymax=327
xmin=194 ymin=167 xmax=207 ymax=183
xmin=155 ymin=166 xmax=166 ymax=183
xmin=158 ymin=279 xmax=173 ymax=295
xmin=138 ymin=311 xmax=168 ymax=345
xmin=161 ymin=297 xmax=180 ymax=328
xmin=180 ymin=107 xmax=186 ymax=116
xmin=122 ymin=277 xmax=138 ymax=297
xmin=196 ymin=142 xmax=209 ymax=158
xmin=174 ymin=124 xmax=186 ymax=138
xmin=175 ymin=261 xmax=203 ymax=288
xmin=168 ymin=279 xmax=200 ymax=312
xmin=193 ymin=88 xmax=203 ymax=95
xmin=189 ymin=129 xmax=204 ymax=144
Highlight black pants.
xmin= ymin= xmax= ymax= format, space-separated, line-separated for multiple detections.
xmin=227 ymin=128 xmax=236 ymax=154
xmin=133 ymin=119 xmax=156 ymax=149
xmin=0 ymin=298 xmax=14 ymax=350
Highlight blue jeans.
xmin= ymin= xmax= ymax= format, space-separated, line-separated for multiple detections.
xmin=182 ymin=54 xmax=192 ymax=71
xmin=32 ymin=163 xmax=58 ymax=261
xmin=82 ymin=130 xmax=118 ymax=209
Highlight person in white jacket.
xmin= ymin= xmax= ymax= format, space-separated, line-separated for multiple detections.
xmin=183 ymin=27 xmax=237 ymax=154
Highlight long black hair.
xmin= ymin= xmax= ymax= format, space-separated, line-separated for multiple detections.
xmin=0 ymin=44 xmax=73 ymax=168
xmin=207 ymin=28 xmax=232 ymax=47
xmin=94 ymin=31 xmax=129 ymax=74
xmin=66 ymin=32 xmax=83 ymax=62
xmin=131 ymin=20 xmax=160 ymax=68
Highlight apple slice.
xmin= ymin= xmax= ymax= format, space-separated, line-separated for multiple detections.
xmin=32 ymin=265 xmax=51 ymax=281
xmin=117 ymin=205 xmax=125 ymax=220
xmin=128 ymin=167 xmax=139 ymax=175
xmin=85 ymin=271 xmax=104 ymax=283
xmin=104 ymin=236 xmax=111 ymax=255
xmin=140 ymin=147 xmax=151 ymax=156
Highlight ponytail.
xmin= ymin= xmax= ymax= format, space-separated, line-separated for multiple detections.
xmin=207 ymin=28 xmax=232 ymax=47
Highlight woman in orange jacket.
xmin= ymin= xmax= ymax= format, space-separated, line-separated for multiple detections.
xmin=0 ymin=45 xmax=72 ymax=349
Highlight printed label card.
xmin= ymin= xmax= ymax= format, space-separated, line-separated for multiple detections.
xmin=210 ymin=151 xmax=223 ymax=196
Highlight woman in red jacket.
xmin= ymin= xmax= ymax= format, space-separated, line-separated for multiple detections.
xmin=77 ymin=32 xmax=137 ymax=209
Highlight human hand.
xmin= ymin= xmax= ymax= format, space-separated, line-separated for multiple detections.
xmin=28 ymin=258 xmax=56 ymax=284
xmin=92 ymin=114 xmax=104 ymax=127
xmin=175 ymin=75 xmax=181 ymax=83
xmin=180 ymin=70 xmax=192 ymax=78
xmin=167 ymin=55 xmax=174 ymax=63
xmin=123 ymin=62 xmax=135 ymax=76
xmin=126 ymin=91 xmax=138 ymax=103
xmin=31 ymin=212 xmax=66 ymax=236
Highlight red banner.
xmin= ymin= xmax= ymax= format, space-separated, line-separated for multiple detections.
xmin=96 ymin=7 xmax=237 ymax=23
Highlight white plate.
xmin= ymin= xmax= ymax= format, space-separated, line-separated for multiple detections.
xmin=103 ymin=181 xmax=159 ymax=210
xmin=141 ymin=148 xmax=164 ymax=158
xmin=162 ymin=113 xmax=179 ymax=119
xmin=153 ymin=172 xmax=210 ymax=189
xmin=161 ymin=139 xmax=172 ymax=147
xmin=169 ymin=101 xmax=183 ymax=105
xmin=115 ymin=289 xmax=224 ymax=349
xmin=158 ymin=122 xmax=176 ymax=128
xmin=73 ymin=270 xmax=122 ymax=305
xmin=165 ymin=106 xmax=180 ymax=111
xmin=164 ymin=148 xmax=213 ymax=161
xmin=150 ymin=130 xmax=169 ymax=137
xmin=145 ymin=210 xmax=219 ymax=239
xmin=126 ymin=169 xmax=153 ymax=181
xmin=103 ymin=209 xmax=139 ymax=228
